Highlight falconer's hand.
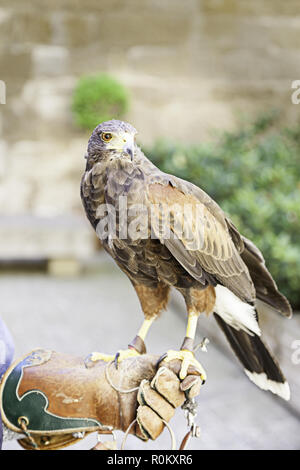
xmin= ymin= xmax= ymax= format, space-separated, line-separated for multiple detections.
xmin=87 ymin=353 xmax=204 ymax=449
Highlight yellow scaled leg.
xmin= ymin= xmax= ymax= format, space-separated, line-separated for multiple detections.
xmin=137 ymin=317 xmax=155 ymax=342
xmin=87 ymin=349 xmax=140 ymax=364
xmin=86 ymin=317 xmax=156 ymax=366
xmin=162 ymin=311 xmax=207 ymax=381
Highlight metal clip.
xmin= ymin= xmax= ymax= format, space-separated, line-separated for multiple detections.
xmin=92 ymin=431 xmax=117 ymax=450
xmin=180 ymin=398 xmax=201 ymax=448
xmin=194 ymin=337 xmax=210 ymax=353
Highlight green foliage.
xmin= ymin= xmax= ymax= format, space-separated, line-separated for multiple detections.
xmin=72 ymin=74 xmax=129 ymax=131
xmin=144 ymin=112 xmax=300 ymax=309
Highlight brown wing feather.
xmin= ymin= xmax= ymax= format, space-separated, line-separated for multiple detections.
xmin=147 ymin=181 xmax=255 ymax=303
xmin=240 ymin=237 xmax=292 ymax=318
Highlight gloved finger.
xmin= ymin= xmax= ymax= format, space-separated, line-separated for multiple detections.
xmin=138 ymin=379 xmax=175 ymax=422
xmin=150 ymin=367 xmax=185 ymax=408
xmin=136 ymin=405 xmax=164 ymax=440
xmin=180 ymin=375 xmax=202 ymax=399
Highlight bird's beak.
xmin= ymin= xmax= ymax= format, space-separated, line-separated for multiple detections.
xmin=106 ymin=132 xmax=135 ymax=160
xmin=122 ymin=134 xmax=135 ymax=161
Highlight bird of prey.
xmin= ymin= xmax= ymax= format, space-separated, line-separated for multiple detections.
xmin=81 ymin=119 xmax=292 ymax=400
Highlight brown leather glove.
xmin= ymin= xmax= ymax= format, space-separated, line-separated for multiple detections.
xmin=134 ymin=361 xmax=202 ymax=443
xmin=85 ymin=352 xmax=203 ymax=447
xmin=0 ymin=349 xmax=203 ymax=450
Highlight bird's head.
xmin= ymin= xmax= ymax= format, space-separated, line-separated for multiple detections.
xmin=86 ymin=119 xmax=137 ymax=164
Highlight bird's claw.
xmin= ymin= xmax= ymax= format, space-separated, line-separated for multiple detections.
xmin=84 ymin=352 xmax=115 ymax=368
xmin=85 ymin=348 xmax=141 ymax=369
xmin=159 ymin=349 xmax=207 ymax=381
xmin=114 ymin=351 xmax=120 ymax=369
xmin=113 ymin=348 xmax=141 ymax=369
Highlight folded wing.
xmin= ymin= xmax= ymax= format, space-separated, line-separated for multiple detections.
xmin=147 ymin=177 xmax=255 ymax=304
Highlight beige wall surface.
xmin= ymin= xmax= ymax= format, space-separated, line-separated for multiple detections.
xmin=0 ymin=0 xmax=299 ymax=254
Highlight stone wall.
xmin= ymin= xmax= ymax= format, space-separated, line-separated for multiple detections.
xmin=0 ymin=0 xmax=299 ymax=257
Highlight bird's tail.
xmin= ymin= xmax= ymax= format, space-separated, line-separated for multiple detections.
xmin=214 ymin=312 xmax=290 ymax=400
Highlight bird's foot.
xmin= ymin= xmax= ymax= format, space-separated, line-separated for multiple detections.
xmin=84 ymin=352 xmax=115 ymax=368
xmin=159 ymin=349 xmax=207 ymax=381
xmin=113 ymin=334 xmax=146 ymax=367
xmin=85 ymin=335 xmax=146 ymax=369
xmin=84 ymin=348 xmax=141 ymax=369
xmin=114 ymin=347 xmax=141 ymax=367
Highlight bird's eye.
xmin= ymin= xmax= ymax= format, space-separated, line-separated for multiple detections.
xmin=101 ymin=132 xmax=113 ymax=142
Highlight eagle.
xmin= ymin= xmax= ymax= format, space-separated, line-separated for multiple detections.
xmin=81 ymin=119 xmax=292 ymax=400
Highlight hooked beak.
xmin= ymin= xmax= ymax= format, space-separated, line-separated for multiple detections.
xmin=105 ymin=132 xmax=136 ymax=160
xmin=122 ymin=135 xmax=135 ymax=161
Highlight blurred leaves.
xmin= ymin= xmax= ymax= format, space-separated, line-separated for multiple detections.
xmin=72 ymin=74 xmax=129 ymax=131
xmin=145 ymin=112 xmax=300 ymax=309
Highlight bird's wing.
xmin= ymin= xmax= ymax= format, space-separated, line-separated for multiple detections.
xmin=240 ymin=236 xmax=292 ymax=317
xmin=146 ymin=175 xmax=255 ymax=303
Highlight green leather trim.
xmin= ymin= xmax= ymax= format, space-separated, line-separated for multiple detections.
xmin=1 ymin=350 xmax=102 ymax=433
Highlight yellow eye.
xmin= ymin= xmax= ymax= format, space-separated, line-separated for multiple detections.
xmin=101 ymin=132 xmax=113 ymax=142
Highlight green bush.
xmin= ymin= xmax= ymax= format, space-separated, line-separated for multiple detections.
xmin=72 ymin=74 xmax=129 ymax=131
xmin=144 ymin=112 xmax=300 ymax=309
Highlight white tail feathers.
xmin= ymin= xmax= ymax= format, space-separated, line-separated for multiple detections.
xmin=214 ymin=285 xmax=261 ymax=336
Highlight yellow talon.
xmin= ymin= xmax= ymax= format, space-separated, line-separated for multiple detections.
xmin=89 ymin=348 xmax=140 ymax=364
xmin=89 ymin=352 xmax=115 ymax=363
xmin=116 ymin=348 xmax=141 ymax=362
xmin=162 ymin=349 xmax=207 ymax=381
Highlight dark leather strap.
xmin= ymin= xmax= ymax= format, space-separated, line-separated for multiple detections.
xmin=180 ymin=337 xmax=194 ymax=352
xmin=128 ymin=335 xmax=147 ymax=354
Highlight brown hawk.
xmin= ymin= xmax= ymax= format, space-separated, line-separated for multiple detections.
xmin=81 ymin=120 xmax=292 ymax=400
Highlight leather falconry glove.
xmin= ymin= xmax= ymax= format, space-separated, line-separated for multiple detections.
xmin=0 ymin=349 xmax=203 ymax=450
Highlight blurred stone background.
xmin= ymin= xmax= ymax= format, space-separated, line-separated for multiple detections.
xmin=0 ymin=0 xmax=299 ymax=450
xmin=1 ymin=0 xmax=300 ymax=259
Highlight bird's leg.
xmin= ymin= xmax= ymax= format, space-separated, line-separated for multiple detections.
xmin=160 ymin=311 xmax=207 ymax=381
xmin=128 ymin=317 xmax=155 ymax=353
xmin=113 ymin=316 xmax=156 ymax=365
xmin=86 ymin=316 xmax=156 ymax=367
